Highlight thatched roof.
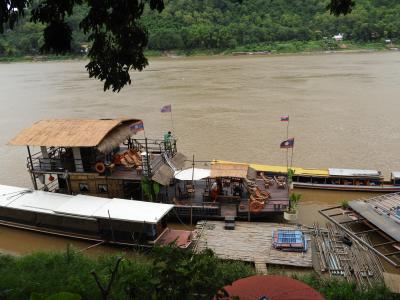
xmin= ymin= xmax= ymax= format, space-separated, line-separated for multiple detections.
xmin=9 ymin=119 xmax=142 ymax=152
xmin=210 ymin=163 xmax=249 ymax=178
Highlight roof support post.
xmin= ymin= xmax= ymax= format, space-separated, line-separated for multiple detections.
xmin=27 ymin=146 xmax=38 ymax=190
xmin=72 ymin=147 xmax=84 ymax=172
xmin=40 ymin=146 xmax=50 ymax=171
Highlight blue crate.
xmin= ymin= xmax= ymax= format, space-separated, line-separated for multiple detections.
xmin=272 ymin=229 xmax=308 ymax=252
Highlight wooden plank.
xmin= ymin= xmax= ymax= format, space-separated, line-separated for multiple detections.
xmin=195 ymin=221 xmax=312 ymax=268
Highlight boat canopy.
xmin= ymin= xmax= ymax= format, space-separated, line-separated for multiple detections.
xmin=0 ymin=185 xmax=173 ymax=224
xmin=174 ymin=168 xmax=211 ymax=181
xmin=210 ymin=162 xmax=248 ymax=178
xmin=328 ymin=168 xmax=381 ymax=177
xmin=8 ymin=118 xmax=142 ymax=153
xmin=213 ymin=160 xmax=329 ymax=177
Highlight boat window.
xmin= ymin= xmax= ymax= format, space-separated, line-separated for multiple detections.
xmin=98 ymin=184 xmax=108 ymax=193
xmin=79 ymin=183 xmax=89 ymax=192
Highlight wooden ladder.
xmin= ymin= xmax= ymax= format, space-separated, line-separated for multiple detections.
xmin=254 ymin=256 xmax=268 ymax=274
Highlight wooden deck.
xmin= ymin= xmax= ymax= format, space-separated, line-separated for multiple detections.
xmin=154 ymin=229 xmax=192 ymax=249
xmin=193 ymin=221 xmax=312 ymax=268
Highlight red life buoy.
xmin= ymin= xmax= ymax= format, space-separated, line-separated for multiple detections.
xmin=250 ymin=201 xmax=264 ymax=214
xmin=95 ymin=162 xmax=106 ymax=174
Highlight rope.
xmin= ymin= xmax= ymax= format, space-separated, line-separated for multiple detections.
xmin=1 ymin=189 xmax=33 ymax=206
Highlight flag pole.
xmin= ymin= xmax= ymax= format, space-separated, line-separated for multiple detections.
xmin=170 ymin=109 xmax=174 ymax=134
xmin=286 ymin=117 xmax=289 ymax=173
xmin=290 ymin=145 xmax=294 ymax=169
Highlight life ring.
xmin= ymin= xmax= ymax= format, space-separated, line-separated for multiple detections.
xmin=250 ymin=201 xmax=263 ymax=214
xmin=95 ymin=162 xmax=106 ymax=174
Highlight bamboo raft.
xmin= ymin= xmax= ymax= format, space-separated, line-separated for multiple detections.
xmin=193 ymin=221 xmax=312 ymax=268
xmin=311 ymin=223 xmax=384 ymax=287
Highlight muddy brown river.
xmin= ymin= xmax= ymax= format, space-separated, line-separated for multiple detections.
xmin=0 ymin=51 xmax=399 ymax=254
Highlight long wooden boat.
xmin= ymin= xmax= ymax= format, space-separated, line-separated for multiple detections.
xmin=214 ymin=160 xmax=400 ymax=193
xmin=0 ymin=184 xmax=192 ymax=248
xmin=8 ymin=119 xmax=290 ymax=222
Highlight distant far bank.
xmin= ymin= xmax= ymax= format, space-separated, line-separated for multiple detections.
xmin=1 ymin=41 xmax=399 ymax=63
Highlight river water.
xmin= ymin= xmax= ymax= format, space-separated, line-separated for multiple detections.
xmin=0 ymin=51 xmax=399 ymax=254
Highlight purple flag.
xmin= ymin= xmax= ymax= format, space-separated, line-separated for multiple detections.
xmin=161 ymin=104 xmax=172 ymax=113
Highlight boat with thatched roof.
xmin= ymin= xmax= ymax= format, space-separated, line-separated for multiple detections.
xmin=8 ymin=118 xmax=290 ymax=223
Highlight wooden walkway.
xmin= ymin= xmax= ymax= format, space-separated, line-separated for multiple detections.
xmin=194 ymin=221 xmax=312 ymax=268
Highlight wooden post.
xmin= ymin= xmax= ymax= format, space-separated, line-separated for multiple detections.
xmin=190 ymin=154 xmax=195 ymax=226
xmin=145 ymin=138 xmax=151 ymax=176
xmin=65 ymin=171 xmax=72 ymax=195
xmin=248 ymin=199 xmax=251 ymax=222
xmin=286 ymin=119 xmax=289 ymax=174
xmin=27 ymin=146 xmax=38 ymax=190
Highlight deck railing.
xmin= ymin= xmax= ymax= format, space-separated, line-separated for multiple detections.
xmin=131 ymin=138 xmax=177 ymax=157
xmin=27 ymin=140 xmax=177 ymax=176
xmin=27 ymin=148 xmax=85 ymax=173
xmin=174 ymin=202 xmax=221 ymax=217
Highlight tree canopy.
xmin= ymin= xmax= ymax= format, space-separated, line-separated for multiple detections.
xmin=1 ymin=0 xmax=356 ymax=91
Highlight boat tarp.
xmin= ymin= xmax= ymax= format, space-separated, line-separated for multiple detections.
xmin=213 ymin=160 xmax=329 ymax=177
xmin=328 ymin=168 xmax=381 ymax=177
xmin=170 ymin=152 xmax=187 ymax=169
xmin=174 ymin=168 xmax=210 ymax=181
xmin=0 ymin=184 xmax=173 ymax=224
xmin=152 ymin=163 xmax=174 ymax=186
xmin=210 ymin=163 xmax=248 ymax=178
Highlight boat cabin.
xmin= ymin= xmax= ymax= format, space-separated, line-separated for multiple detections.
xmin=171 ymin=162 xmax=290 ymax=220
xmin=9 ymin=119 xmax=184 ymax=200
xmin=0 ymin=184 xmax=181 ymax=246
xmin=391 ymin=172 xmax=400 ymax=186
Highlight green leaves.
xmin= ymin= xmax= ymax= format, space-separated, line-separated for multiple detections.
xmin=0 ymin=0 xmax=27 ymax=33
xmin=327 ymin=0 xmax=356 ymax=16
xmin=30 ymin=0 xmax=81 ymax=54
xmin=80 ymin=0 xmax=151 ymax=91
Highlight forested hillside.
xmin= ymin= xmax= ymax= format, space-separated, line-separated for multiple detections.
xmin=1 ymin=0 xmax=399 ymax=56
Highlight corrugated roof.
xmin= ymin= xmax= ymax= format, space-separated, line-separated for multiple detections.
xmin=329 ymin=168 xmax=381 ymax=177
xmin=0 ymin=184 xmax=173 ymax=224
xmin=210 ymin=162 xmax=248 ymax=178
xmin=9 ymin=118 xmax=141 ymax=147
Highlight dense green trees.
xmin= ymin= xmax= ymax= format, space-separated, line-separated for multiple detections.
xmin=1 ymin=0 xmax=399 ymax=57
xmin=142 ymin=0 xmax=400 ymax=51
